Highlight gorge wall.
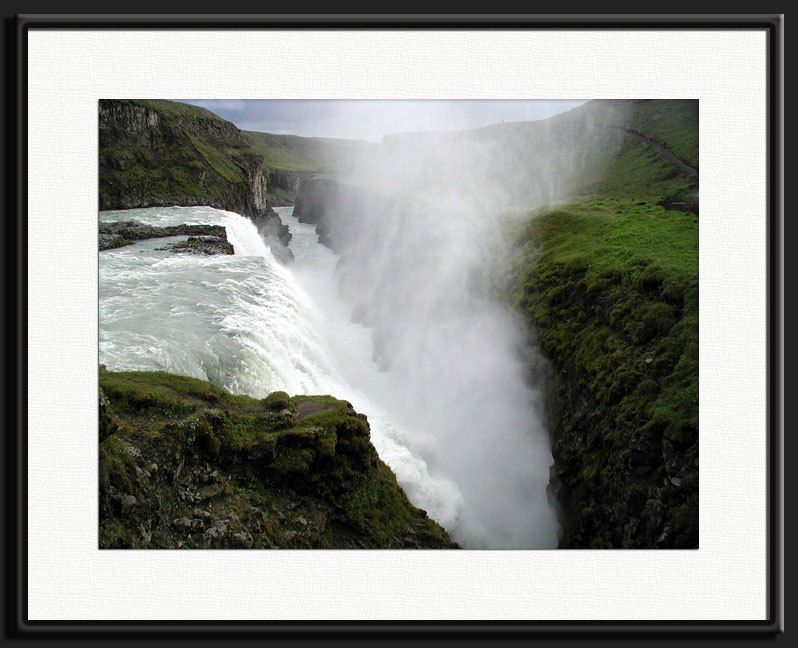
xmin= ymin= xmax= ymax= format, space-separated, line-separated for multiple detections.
xmin=509 ymin=208 xmax=699 ymax=548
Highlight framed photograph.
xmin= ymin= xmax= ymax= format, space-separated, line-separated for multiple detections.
xmin=12 ymin=13 xmax=782 ymax=636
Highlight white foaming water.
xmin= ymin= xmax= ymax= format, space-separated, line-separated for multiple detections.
xmin=99 ymin=206 xmax=465 ymax=539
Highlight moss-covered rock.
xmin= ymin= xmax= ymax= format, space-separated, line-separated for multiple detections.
xmin=508 ymin=196 xmax=698 ymax=549
xmin=98 ymin=367 xmax=459 ymax=549
xmin=263 ymin=390 xmax=290 ymax=412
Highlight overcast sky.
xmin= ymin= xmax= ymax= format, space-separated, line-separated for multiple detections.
xmin=177 ymin=99 xmax=588 ymax=141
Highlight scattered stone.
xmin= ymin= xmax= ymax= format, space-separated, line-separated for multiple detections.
xmin=197 ymin=484 xmax=223 ymax=501
xmin=645 ymin=357 xmax=653 ymax=364
xmin=670 ymin=477 xmax=683 ymax=487
xmin=120 ymin=495 xmax=137 ymax=516
xmin=283 ymin=531 xmax=298 ymax=542
xmin=172 ymin=517 xmax=192 ymax=528
xmin=232 ymin=531 xmax=254 ymax=548
xmin=193 ymin=509 xmax=212 ymax=520
xmin=191 ymin=519 xmax=205 ymax=530
xmin=296 ymin=516 xmax=308 ymax=527
xmin=204 ymin=520 xmax=228 ymax=543
xmin=659 ymin=193 xmax=699 ymax=216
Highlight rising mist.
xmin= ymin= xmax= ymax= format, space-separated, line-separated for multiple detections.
xmin=294 ymin=104 xmax=612 ymax=548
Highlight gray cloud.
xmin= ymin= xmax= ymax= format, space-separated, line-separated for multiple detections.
xmin=178 ymin=99 xmax=588 ymax=141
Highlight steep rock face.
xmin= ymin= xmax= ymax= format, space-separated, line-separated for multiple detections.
xmin=99 ymin=367 xmax=459 ymax=549
xmin=98 ymin=100 xmax=292 ymax=263
xmin=292 ymin=178 xmax=338 ymax=224
xmin=510 ymin=204 xmax=698 ymax=549
xmin=535 ymin=268 xmax=697 ymax=549
xmin=292 ymin=177 xmax=384 ymax=251
xmin=266 ymin=169 xmax=305 ymax=206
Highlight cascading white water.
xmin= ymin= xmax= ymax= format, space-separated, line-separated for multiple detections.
xmin=100 ymin=204 xmax=558 ymax=548
xmin=99 ymin=205 xmax=465 ymax=540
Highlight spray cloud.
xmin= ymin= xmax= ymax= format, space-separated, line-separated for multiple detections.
xmin=291 ymin=102 xmax=607 ymax=547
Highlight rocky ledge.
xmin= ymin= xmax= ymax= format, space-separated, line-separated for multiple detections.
xmin=170 ymin=236 xmax=234 ymax=256
xmin=99 ymin=220 xmax=233 ymax=252
xmin=99 ymin=367 xmax=459 ymax=549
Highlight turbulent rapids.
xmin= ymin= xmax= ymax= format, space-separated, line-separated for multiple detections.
xmin=99 ymin=205 xmax=558 ymax=548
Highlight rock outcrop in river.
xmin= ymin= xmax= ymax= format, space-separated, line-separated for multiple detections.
xmin=99 ymin=220 xmax=233 ymax=252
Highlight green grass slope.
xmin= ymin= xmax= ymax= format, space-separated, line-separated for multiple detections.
xmin=244 ymin=130 xmax=376 ymax=174
xmin=244 ymin=131 xmax=323 ymax=172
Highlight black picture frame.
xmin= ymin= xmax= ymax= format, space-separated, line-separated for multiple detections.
xmin=7 ymin=12 xmax=783 ymax=639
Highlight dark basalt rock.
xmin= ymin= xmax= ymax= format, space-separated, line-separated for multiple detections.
xmin=171 ymin=236 xmax=234 ymax=256
xmin=99 ymin=220 xmax=232 ymax=251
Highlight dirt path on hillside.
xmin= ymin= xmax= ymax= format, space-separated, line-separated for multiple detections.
xmin=613 ymin=127 xmax=698 ymax=177
xmin=555 ymin=120 xmax=699 ymax=178
xmin=295 ymin=400 xmax=339 ymax=420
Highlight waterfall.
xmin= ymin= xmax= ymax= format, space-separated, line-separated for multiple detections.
xmin=99 ymin=204 xmax=558 ymax=548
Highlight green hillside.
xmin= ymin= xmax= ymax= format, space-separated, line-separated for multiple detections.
xmin=554 ymin=99 xmax=699 ymax=168
xmin=98 ymin=99 xmax=361 ymax=213
xmin=244 ymin=131 xmax=325 ymax=172
xmin=244 ymin=130 xmax=375 ymax=173
xmin=508 ymin=99 xmax=699 ymax=548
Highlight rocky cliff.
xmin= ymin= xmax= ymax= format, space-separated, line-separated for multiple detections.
xmin=265 ymin=168 xmax=306 ymax=206
xmin=99 ymin=367 xmax=459 ymax=549
xmin=99 ymin=99 xmax=293 ymax=263
xmin=506 ymin=100 xmax=699 ymax=548
xmin=292 ymin=177 xmax=354 ymax=249
xmin=509 ymin=208 xmax=698 ymax=548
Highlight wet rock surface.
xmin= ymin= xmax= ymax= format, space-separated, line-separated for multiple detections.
xmin=99 ymin=220 xmax=231 ymax=251
xmin=171 ymin=236 xmax=234 ymax=256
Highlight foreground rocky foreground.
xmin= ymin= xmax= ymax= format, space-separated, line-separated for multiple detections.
xmin=99 ymin=367 xmax=459 ymax=549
